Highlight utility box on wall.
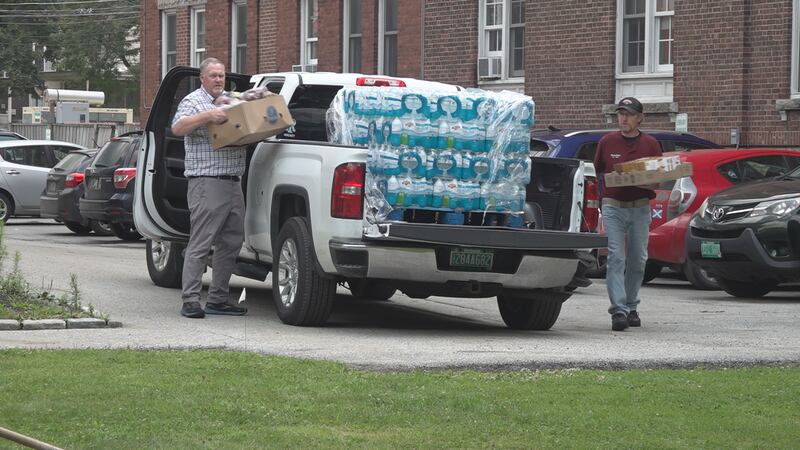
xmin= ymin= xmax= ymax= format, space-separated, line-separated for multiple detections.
xmin=55 ymin=102 xmax=90 ymax=123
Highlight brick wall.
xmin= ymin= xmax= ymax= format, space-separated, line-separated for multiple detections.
xmin=275 ymin=1 xmax=300 ymax=71
xmin=398 ymin=0 xmax=422 ymax=78
xmin=361 ymin=1 xmax=377 ymax=74
xmin=318 ymin=0 xmax=343 ymax=72
xmin=258 ymin=0 xmax=278 ymax=72
xmin=423 ymin=0 xmax=478 ymax=87
xmin=526 ymin=1 xmax=617 ymax=130
xmin=139 ymin=0 xmax=160 ymax=122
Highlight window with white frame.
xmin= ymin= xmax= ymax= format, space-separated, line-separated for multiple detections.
xmin=616 ymin=0 xmax=673 ymax=101
xmin=618 ymin=0 xmax=673 ymax=74
xmin=343 ymin=0 xmax=362 ymax=73
xmin=478 ymin=0 xmax=525 ymax=80
xmin=162 ymin=11 xmax=176 ymax=78
xmin=792 ymin=0 xmax=800 ymax=98
xmin=191 ymin=8 xmax=206 ymax=67
xmin=231 ymin=1 xmax=247 ymax=73
xmin=300 ymin=0 xmax=319 ymax=67
xmin=378 ymin=0 xmax=398 ymax=76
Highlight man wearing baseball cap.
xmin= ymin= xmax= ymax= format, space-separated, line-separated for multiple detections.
xmin=593 ymin=97 xmax=662 ymax=331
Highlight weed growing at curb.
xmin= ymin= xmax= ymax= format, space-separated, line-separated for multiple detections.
xmin=0 ymin=222 xmax=106 ymax=321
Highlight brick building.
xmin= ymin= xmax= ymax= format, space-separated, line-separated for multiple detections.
xmin=141 ymin=0 xmax=800 ymax=146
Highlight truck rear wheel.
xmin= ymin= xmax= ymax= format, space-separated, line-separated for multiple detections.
xmin=496 ymin=290 xmax=570 ymax=330
xmin=146 ymin=239 xmax=184 ymax=288
xmin=347 ymin=279 xmax=396 ymax=301
xmin=272 ymin=217 xmax=336 ymax=326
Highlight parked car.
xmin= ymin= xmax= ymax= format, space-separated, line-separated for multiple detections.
xmin=0 ymin=140 xmax=84 ymax=221
xmin=531 ymin=127 xmax=718 ymax=159
xmin=647 ymin=149 xmax=800 ymax=289
xmin=686 ymin=162 xmax=800 ymax=297
xmin=534 ymin=128 xmax=718 ymax=278
xmin=0 ymin=130 xmax=27 ymax=141
xmin=39 ymin=149 xmax=114 ymax=235
xmin=79 ymin=132 xmax=143 ymax=241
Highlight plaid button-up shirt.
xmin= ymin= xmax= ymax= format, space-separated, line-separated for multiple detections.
xmin=172 ymin=87 xmax=246 ymax=177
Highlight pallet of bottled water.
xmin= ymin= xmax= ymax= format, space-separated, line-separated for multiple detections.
xmin=327 ymin=86 xmax=534 ymax=226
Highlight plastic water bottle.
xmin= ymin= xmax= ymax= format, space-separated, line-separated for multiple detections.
xmin=386 ymin=175 xmax=400 ymax=206
xmin=431 ymin=178 xmax=446 ymax=209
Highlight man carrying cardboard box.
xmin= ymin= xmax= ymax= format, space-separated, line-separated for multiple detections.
xmin=593 ymin=97 xmax=662 ymax=331
xmin=171 ymin=57 xmax=248 ymax=319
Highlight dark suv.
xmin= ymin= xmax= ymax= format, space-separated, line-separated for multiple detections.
xmin=686 ymin=163 xmax=800 ymax=297
xmin=79 ymin=132 xmax=142 ymax=241
xmin=531 ymin=127 xmax=718 ymax=160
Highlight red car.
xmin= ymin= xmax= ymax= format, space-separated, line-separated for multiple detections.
xmin=646 ymin=148 xmax=800 ymax=288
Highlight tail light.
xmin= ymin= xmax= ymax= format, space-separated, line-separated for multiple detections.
xmin=581 ymin=177 xmax=600 ymax=232
xmin=667 ymin=176 xmax=697 ymax=221
xmin=65 ymin=172 xmax=85 ymax=188
xmin=356 ymin=77 xmax=406 ymax=87
xmin=331 ymin=163 xmax=365 ymax=219
xmin=113 ymin=168 xmax=137 ymax=189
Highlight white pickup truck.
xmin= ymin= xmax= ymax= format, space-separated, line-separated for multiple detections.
xmin=134 ymin=67 xmax=606 ymax=330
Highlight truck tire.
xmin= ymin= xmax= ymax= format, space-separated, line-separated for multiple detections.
xmin=496 ymin=290 xmax=570 ymax=330
xmin=716 ymin=277 xmax=777 ymax=298
xmin=272 ymin=217 xmax=336 ymax=326
xmin=111 ymin=222 xmax=143 ymax=241
xmin=683 ymin=259 xmax=718 ymax=290
xmin=348 ymin=279 xmax=396 ymax=301
xmin=146 ymin=239 xmax=184 ymax=288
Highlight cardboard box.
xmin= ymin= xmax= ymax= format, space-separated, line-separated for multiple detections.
xmin=613 ymin=155 xmax=681 ymax=173
xmin=604 ymin=162 xmax=693 ymax=188
xmin=208 ymin=96 xmax=293 ymax=149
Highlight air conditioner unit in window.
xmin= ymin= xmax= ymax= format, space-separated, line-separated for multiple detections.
xmin=291 ymin=64 xmax=318 ymax=73
xmin=477 ymin=56 xmax=502 ymax=80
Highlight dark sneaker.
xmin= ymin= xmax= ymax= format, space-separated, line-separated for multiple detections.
xmin=181 ymin=302 xmax=205 ymax=319
xmin=628 ymin=310 xmax=641 ymax=327
xmin=205 ymin=302 xmax=248 ymax=316
xmin=611 ymin=312 xmax=629 ymax=331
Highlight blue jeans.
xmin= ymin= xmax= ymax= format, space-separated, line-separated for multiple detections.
xmin=602 ymin=204 xmax=651 ymax=315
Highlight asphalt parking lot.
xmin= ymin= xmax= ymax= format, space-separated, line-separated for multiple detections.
xmin=2 ymin=219 xmax=799 ymax=371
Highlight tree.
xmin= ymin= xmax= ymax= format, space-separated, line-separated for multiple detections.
xmin=0 ymin=0 xmax=139 ymax=99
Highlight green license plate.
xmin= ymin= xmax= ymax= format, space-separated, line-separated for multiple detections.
xmin=449 ymin=248 xmax=494 ymax=271
xmin=700 ymin=240 xmax=722 ymax=259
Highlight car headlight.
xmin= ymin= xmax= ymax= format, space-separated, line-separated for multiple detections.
xmin=750 ymin=196 xmax=800 ymax=218
xmin=697 ymin=198 xmax=710 ymax=220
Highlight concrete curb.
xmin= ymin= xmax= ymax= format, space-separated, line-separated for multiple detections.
xmin=0 ymin=318 xmax=122 ymax=331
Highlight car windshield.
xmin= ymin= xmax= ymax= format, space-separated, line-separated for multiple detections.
xmin=94 ymin=140 xmax=131 ymax=167
xmin=786 ymin=164 xmax=800 ymax=179
xmin=544 ymin=140 xmax=562 ymax=157
xmin=52 ymin=152 xmax=88 ymax=172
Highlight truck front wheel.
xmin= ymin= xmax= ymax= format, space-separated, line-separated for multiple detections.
xmin=496 ymin=290 xmax=570 ymax=330
xmin=146 ymin=239 xmax=184 ymax=288
xmin=272 ymin=217 xmax=336 ymax=326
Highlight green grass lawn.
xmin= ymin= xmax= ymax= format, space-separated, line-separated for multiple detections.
xmin=1 ymin=349 xmax=798 ymax=449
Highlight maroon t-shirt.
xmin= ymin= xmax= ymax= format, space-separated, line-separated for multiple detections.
xmin=593 ymin=131 xmax=662 ymax=201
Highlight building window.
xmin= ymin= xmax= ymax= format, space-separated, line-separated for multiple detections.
xmin=343 ymin=0 xmax=362 ymax=73
xmin=793 ymin=0 xmax=800 ymax=98
xmin=300 ymin=0 xmax=319 ymax=67
xmin=191 ymin=8 xmax=206 ymax=67
xmin=478 ymin=0 xmax=525 ymax=80
xmin=231 ymin=1 xmax=247 ymax=73
xmin=162 ymin=11 xmax=176 ymax=78
xmin=618 ymin=0 xmax=673 ymax=74
xmin=378 ymin=0 xmax=398 ymax=76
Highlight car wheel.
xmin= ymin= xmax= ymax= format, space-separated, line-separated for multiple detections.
xmin=496 ymin=290 xmax=570 ymax=330
xmin=110 ymin=222 xmax=142 ymax=241
xmin=683 ymin=259 xmax=719 ymax=290
xmin=272 ymin=217 xmax=336 ymax=326
xmin=90 ymin=220 xmax=115 ymax=236
xmin=0 ymin=192 xmax=14 ymax=222
xmin=642 ymin=262 xmax=662 ymax=284
xmin=146 ymin=239 xmax=184 ymax=288
xmin=716 ymin=277 xmax=777 ymax=298
xmin=64 ymin=221 xmax=92 ymax=234
xmin=347 ymin=279 xmax=396 ymax=301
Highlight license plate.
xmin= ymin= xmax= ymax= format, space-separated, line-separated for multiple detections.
xmin=700 ymin=240 xmax=722 ymax=259
xmin=89 ymin=178 xmax=101 ymax=190
xmin=449 ymin=248 xmax=494 ymax=271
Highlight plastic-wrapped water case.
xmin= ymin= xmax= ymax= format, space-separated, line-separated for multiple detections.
xmin=326 ymin=86 xmax=535 ymax=224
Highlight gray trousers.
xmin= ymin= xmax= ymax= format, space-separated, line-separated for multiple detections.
xmin=181 ymin=177 xmax=245 ymax=304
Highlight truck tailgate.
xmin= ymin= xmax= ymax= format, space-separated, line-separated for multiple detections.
xmin=366 ymin=223 xmax=607 ymax=250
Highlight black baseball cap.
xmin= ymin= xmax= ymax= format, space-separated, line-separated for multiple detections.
xmin=616 ymin=97 xmax=643 ymax=114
